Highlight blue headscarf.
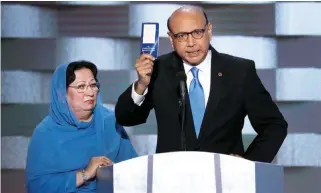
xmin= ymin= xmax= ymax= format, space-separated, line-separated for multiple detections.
xmin=26 ymin=63 xmax=137 ymax=193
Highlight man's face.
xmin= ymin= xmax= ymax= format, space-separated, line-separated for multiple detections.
xmin=168 ymin=11 xmax=212 ymax=65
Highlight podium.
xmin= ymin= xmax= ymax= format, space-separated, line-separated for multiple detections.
xmin=97 ymin=152 xmax=284 ymax=193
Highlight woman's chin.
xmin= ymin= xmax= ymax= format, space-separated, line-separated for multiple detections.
xmin=83 ymin=103 xmax=96 ymax=111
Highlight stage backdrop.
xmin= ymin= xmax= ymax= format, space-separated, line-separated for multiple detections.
xmin=1 ymin=1 xmax=321 ymax=193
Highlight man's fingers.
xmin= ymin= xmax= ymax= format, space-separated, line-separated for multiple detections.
xmin=230 ymin=154 xmax=243 ymax=158
xmin=136 ymin=65 xmax=153 ymax=73
xmin=139 ymin=69 xmax=153 ymax=76
xmin=136 ymin=58 xmax=154 ymax=68
xmin=139 ymin=54 xmax=155 ymax=61
xmin=136 ymin=61 xmax=153 ymax=77
xmin=135 ymin=54 xmax=155 ymax=68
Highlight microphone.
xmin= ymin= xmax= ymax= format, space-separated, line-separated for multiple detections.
xmin=177 ymin=72 xmax=187 ymax=100
xmin=176 ymin=71 xmax=187 ymax=151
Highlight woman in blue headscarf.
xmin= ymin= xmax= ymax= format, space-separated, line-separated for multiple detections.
xmin=26 ymin=61 xmax=138 ymax=193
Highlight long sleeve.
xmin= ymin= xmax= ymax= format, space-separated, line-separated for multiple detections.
xmin=131 ymin=82 xmax=148 ymax=106
xmin=27 ymin=171 xmax=77 ymax=193
xmin=243 ymin=61 xmax=288 ymax=163
xmin=115 ymin=83 xmax=154 ymax=127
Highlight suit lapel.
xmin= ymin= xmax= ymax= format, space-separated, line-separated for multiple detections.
xmin=163 ymin=52 xmax=185 ymax=101
xmin=199 ymin=47 xmax=229 ymax=139
xmin=163 ymin=52 xmax=200 ymax=149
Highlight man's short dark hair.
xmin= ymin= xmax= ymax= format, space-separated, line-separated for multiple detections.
xmin=167 ymin=9 xmax=209 ymax=32
xmin=66 ymin=60 xmax=98 ymax=88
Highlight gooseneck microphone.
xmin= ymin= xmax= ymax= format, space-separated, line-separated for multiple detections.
xmin=176 ymin=71 xmax=187 ymax=151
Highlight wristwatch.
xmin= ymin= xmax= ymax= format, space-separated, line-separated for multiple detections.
xmin=81 ymin=169 xmax=88 ymax=184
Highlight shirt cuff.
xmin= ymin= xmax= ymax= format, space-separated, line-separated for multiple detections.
xmin=131 ymin=82 xmax=148 ymax=106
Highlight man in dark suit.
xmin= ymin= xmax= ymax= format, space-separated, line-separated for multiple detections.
xmin=115 ymin=6 xmax=287 ymax=163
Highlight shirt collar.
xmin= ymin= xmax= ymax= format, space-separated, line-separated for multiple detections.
xmin=183 ymin=50 xmax=212 ymax=74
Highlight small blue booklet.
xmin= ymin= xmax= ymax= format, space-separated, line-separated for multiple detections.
xmin=140 ymin=22 xmax=160 ymax=59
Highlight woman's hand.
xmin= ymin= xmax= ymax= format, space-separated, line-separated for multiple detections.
xmin=84 ymin=156 xmax=113 ymax=180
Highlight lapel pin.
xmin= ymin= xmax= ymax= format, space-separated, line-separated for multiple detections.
xmin=218 ymin=72 xmax=223 ymax=77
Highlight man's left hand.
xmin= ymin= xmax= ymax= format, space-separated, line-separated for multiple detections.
xmin=230 ymin=154 xmax=243 ymax=158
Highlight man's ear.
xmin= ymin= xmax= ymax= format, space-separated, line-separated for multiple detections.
xmin=207 ymin=23 xmax=213 ymax=41
xmin=167 ymin=32 xmax=174 ymax=49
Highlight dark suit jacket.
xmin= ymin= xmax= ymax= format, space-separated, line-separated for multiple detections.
xmin=115 ymin=46 xmax=287 ymax=163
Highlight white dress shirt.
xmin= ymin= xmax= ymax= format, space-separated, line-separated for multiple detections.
xmin=132 ymin=50 xmax=212 ymax=107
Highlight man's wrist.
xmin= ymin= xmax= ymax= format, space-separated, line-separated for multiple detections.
xmin=135 ymin=81 xmax=147 ymax=95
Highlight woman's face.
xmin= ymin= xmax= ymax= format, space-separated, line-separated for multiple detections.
xmin=67 ymin=68 xmax=99 ymax=115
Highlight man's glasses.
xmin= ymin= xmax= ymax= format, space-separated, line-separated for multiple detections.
xmin=171 ymin=25 xmax=208 ymax=42
xmin=69 ymin=82 xmax=100 ymax=93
